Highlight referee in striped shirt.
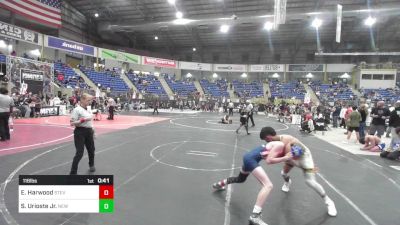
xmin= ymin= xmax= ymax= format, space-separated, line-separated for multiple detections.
xmin=69 ymin=93 xmax=96 ymax=175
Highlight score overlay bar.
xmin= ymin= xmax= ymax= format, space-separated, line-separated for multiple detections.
xmin=19 ymin=175 xmax=114 ymax=213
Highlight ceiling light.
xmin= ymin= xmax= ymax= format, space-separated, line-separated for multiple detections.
xmin=220 ymin=25 xmax=229 ymax=33
xmin=272 ymin=73 xmax=280 ymax=78
xmin=173 ymin=18 xmax=193 ymax=25
xmin=186 ymin=73 xmax=192 ymax=78
xmin=241 ymin=73 xmax=247 ymax=78
xmin=8 ymin=45 xmax=12 ymax=50
xmin=167 ymin=0 xmax=176 ymax=5
xmin=311 ymin=18 xmax=322 ymax=28
xmin=154 ymin=36 xmax=159 ymax=40
xmin=212 ymin=73 xmax=218 ymax=78
xmin=94 ymin=13 xmax=99 ymax=18
xmin=30 ymin=49 xmax=41 ymax=56
xmin=364 ymin=16 xmax=376 ymax=26
xmin=264 ymin=21 xmax=273 ymax=31
xmin=341 ymin=73 xmax=350 ymax=78
xmin=306 ymin=73 xmax=314 ymax=78
xmin=0 ymin=40 xmax=6 ymax=48
xmin=192 ymin=47 xmax=196 ymax=52
xmin=176 ymin=11 xmax=183 ymax=19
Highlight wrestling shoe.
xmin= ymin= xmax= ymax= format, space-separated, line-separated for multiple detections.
xmin=325 ymin=197 xmax=337 ymax=216
xmin=249 ymin=213 xmax=268 ymax=225
xmin=281 ymin=179 xmax=291 ymax=193
xmin=212 ymin=182 xmax=226 ymax=191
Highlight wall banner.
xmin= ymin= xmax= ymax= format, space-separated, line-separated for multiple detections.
xmin=214 ymin=64 xmax=247 ymax=72
xmin=142 ymin=56 xmax=177 ymax=68
xmin=250 ymin=64 xmax=285 ymax=72
xmin=0 ymin=21 xmax=41 ymax=45
xmin=288 ymin=64 xmax=324 ymax=72
xmin=100 ymin=48 xmax=140 ymax=64
xmin=45 ymin=36 xmax=96 ymax=56
xmin=179 ymin=61 xmax=212 ymax=71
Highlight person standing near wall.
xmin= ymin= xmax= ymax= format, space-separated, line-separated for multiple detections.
xmin=153 ymin=100 xmax=159 ymax=115
xmin=107 ymin=97 xmax=116 ymax=120
xmin=69 ymin=93 xmax=96 ymax=175
xmin=388 ymin=101 xmax=400 ymax=149
xmin=246 ymin=102 xmax=255 ymax=127
xmin=358 ymin=104 xmax=368 ymax=140
xmin=369 ymin=101 xmax=390 ymax=138
xmin=0 ymin=87 xmax=14 ymax=141
xmin=228 ymin=101 xmax=234 ymax=116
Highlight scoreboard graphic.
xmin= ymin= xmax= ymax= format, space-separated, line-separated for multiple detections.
xmin=19 ymin=175 xmax=114 ymax=213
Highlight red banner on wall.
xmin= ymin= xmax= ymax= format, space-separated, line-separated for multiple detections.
xmin=142 ymin=56 xmax=177 ymax=68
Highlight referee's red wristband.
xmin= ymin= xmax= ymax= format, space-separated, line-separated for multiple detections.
xmin=80 ymin=118 xmax=86 ymax=123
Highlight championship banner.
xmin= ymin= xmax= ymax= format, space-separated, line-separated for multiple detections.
xmin=214 ymin=64 xmax=247 ymax=72
xmin=142 ymin=56 xmax=177 ymax=68
xmin=288 ymin=64 xmax=324 ymax=72
xmin=0 ymin=21 xmax=42 ymax=45
xmin=179 ymin=61 xmax=212 ymax=71
xmin=20 ymin=69 xmax=44 ymax=95
xmin=7 ymin=56 xmax=53 ymax=96
xmin=100 ymin=48 xmax=140 ymax=64
xmin=45 ymin=36 xmax=96 ymax=56
xmin=336 ymin=4 xmax=342 ymax=43
xmin=273 ymin=0 xmax=287 ymax=30
xmin=250 ymin=64 xmax=284 ymax=72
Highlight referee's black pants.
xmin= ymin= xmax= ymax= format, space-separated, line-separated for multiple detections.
xmin=70 ymin=127 xmax=95 ymax=174
xmin=247 ymin=113 xmax=255 ymax=126
xmin=108 ymin=106 xmax=114 ymax=120
xmin=0 ymin=112 xmax=10 ymax=141
xmin=153 ymin=107 xmax=159 ymax=115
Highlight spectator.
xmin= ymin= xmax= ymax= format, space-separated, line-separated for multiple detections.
xmin=0 ymin=87 xmax=14 ymax=141
xmin=380 ymin=127 xmax=400 ymax=160
xmin=388 ymin=101 xmax=400 ymax=150
xmin=358 ymin=104 xmax=368 ymax=140
xmin=344 ymin=106 xmax=361 ymax=144
xmin=369 ymin=101 xmax=390 ymax=138
xmin=332 ymin=104 xmax=341 ymax=128
xmin=339 ymin=105 xmax=347 ymax=129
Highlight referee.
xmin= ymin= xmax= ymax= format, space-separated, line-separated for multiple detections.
xmin=69 ymin=93 xmax=96 ymax=175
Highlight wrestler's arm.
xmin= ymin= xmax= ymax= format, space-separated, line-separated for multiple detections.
xmin=266 ymin=142 xmax=292 ymax=164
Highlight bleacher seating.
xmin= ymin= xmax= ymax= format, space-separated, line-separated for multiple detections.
xmin=269 ymin=80 xmax=306 ymax=99
xmin=0 ymin=54 xmax=6 ymax=63
xmin=361 ymin=88 xmax=400 ymax=102
xmin=126 ymin=73 xmax=167 ymax=98
xmin=54 ymin=63 xmax=88 ymax=89
xmin=309 ymin=81 xmax=354 ymax=101
xmin=233 ymin=80 xmax=264 ymax=98
xmin=200 ymin=79 xmax=229 ymax=97
xmin=164 ymin=76 xmax=197 ymax=97
xmin=79 ymin=67 xmax=129 ymax=92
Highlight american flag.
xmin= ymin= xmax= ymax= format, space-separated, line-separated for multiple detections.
xmin=0 ymin=0 xmax=62 ymax=28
